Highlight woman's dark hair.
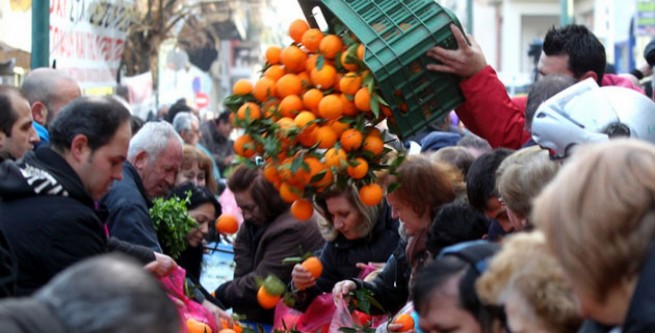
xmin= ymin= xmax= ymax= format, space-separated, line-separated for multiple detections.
xmin=49 ymin=96 xmax=131 ymax=153
xmin=414 ymin=242 xmax=505 ymax=333
xmin=228 ymin=165 xmax=289 ymax=223
xmin=166 ymin=183 xmax=221 ymax=218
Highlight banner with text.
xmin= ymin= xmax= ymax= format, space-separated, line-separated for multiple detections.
xmin=49 ymin=0 xmax=134 ymax=89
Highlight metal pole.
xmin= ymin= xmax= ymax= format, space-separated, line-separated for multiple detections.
xmin=560 ymin=0 xmax=573 ymax=26
xmin=467 ymin=0 xmax=473 ymax=34
xmin=31 ymin=0 xmax=50 ymax=69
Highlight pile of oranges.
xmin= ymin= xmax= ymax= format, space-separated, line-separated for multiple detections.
xmin=226 ymin=18 xmax=402 ymax=219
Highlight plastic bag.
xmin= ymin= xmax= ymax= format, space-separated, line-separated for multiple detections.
xmin=273 ymin=294 xmax=334 ymax=332
xmin=160 ymin=266 xmax=218 ymax=333
xmin=329 ymin=296 xmax=388 ymax=332
xmin=375 ymin=302 xmax=417 ymax=333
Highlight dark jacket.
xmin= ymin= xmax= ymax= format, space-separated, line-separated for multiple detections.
xmin=0 ymin=148 xmax=153 ymax=296
xmin=0 ymin=298 xmax=65 ymax=333
xmin=215 ymin=211 xmax=325 ymax=324
xmin=352 ymin=239 xmax=412 ymax=315
xmin=292 ymin=204 xmax=399 ymax=311
xmin=102 ymin=162 xmax=162 ymax=252
xmin=199 ymin=120 xmax=233 ymax=173
xmin=578 ymin=245 xmax=655 ymax=333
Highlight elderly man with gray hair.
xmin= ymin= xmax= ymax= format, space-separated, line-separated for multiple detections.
xmin=101 ymin=121 xmax=183 ymax=252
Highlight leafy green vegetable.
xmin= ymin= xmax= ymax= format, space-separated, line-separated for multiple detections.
xmin=149 ymin=191 xmax=196 ymax=259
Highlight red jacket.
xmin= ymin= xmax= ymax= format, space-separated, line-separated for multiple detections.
xmin=456 ymin=66 xmax=644 ymax=149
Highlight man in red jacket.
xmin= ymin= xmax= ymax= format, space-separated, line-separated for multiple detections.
xmin=427 ymin=24 xmax=643 ymax=149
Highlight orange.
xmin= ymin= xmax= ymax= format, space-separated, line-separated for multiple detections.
xmin=300 ymin=156 xmax=325 ymax=184
xmin=265 ymin=46 xmax=282 ymax=65
xmin=263 ymin=163 xmax=281 ymax=186
xmin=275 ymin=74 xmax=302 ymax=99
xmin=298 ymin=126 xmax=317 ymax=148
xmin=303 ymin=88 xmax=324 ymax=113
xmin=257 ymin=286 xmax=281 ymax=309
xmin=215 ymin=214 xmax=239 ymax=234
xmin=289 ymin=19 xmax=309 ymax=44
xmin=293 ymin=111 xmax=316 ymax=129
xmin=329 ymin=119 xmax=349 ymax=137
xmin=236 ymin=102 xmax=261 ymax=121
xmin=301 ymin=28 xmax=324 ymax=53
xmin=357 ymin=43 xmax=365 ymax=60
xmin=340 ymin=128 xmax=363 ymax=152
xmin=318 ymin=34 xmax=344 ymax=59
xmin=306 ymin=54 xmax=320 ymax=72
xmin=314 ymin=167 xmax=333 ymax=189
xmin=262 ymin=98 xmax=280 ymax=120
xmin=340 ymin=94 xmax=358 ymax=116
xmin=234 ymin=134 xmax=257 ymax=158
xmin=354 ymin=88 xmax=371 ymax=112
xmin=187 ymin=318 xmax=213 ymax=333
xmin=310 ymin=64 xmax=337 ymax=90
xmin=232 ymin=79 xmax=253 ymax=95
xmin=318 ymin=94 xmax=343 ymax=121
xmin=363 ymin=135 xmax=384 ymax=156
xmin=297 ymin=71 xmax=311 ymax=91
xmin=291 ymin=199 xmax=314 ymax=221
xmin=340 ymin=51 xmax=359 ymax=72
xmin=219 ymin=330 xmax=236 ymax=333
xmin=338 ymin=73 xmax=362 ymax=96
xmin=276 ymin=117 xmax=297 ymax=139
xmin=315 ymin=125 xmax=338 ymax=149
xmin=280 ymin=45 xmax=308 ymax=73
xmin=324 ymin=147 xmax=347 ymax=169
xmin=301 ymin=256 xmax=323 ymax=278
xmin=279 ymin=182 xmax=303 ymax=203
xmin=393 ymin=313 xmax=415 ymax=331
xmin=279 ymin=95 xmax=303 ymax=118
xmin=359 ymin=183 xmax=384 ymax=206
xmin=253 ymin=77 xmax=276 ymax=102
xmin=264 ymin=65 xmax=285 ymax=81
xmin=347 ymin=157 xmax=368 ymax=179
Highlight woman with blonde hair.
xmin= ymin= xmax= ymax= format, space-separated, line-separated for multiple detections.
xmin=290 ymin=185 xmax=399 ymax=311
xmin=495 ymin=146 xmax=559 ymax=231
xmin=476 ymin=231 xmax=581 ymax=333
xmin=533 ymin=139 xmax=655 ymax=332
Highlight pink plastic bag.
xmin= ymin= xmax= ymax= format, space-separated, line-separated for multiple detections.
xmin=273 ymin=294 xmax=334 ymax=332
xmin=159 ymin=266 xmax=218 ymax=333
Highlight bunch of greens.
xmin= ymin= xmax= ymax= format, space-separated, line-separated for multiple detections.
xmin=149 ymin=191 xmax=196 ymax=259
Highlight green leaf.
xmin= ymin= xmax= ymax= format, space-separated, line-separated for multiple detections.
xmin=370 ymin=93 xmax=380 ymax=118
xmin=281 ymin=256 xmax=303 ymax=264
xmin=387 ymin=182 xmax=401 ymax=193
xmin=316 ymin=55 xmax=325 ymax=70
xmin=149 ymin=192 xmax=196 ymax=259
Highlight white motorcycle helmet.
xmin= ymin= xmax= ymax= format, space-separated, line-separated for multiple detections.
xmin=531 ymin=78 xmax=655 ymax=160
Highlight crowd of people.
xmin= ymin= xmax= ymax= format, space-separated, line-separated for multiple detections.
xmin=0 ymin=22 xmax=653 ymax=333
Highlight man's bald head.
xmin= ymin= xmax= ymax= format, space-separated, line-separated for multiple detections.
xmin=21 ymin=68 xmax=81 ymax=127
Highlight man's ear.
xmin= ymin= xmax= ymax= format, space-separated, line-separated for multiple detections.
xmin=0 ymin=131 xmax=6 ymax=151
xmin=132 ymin=150 xmax=149 ymax=170
xmin=69 ymin=134 xmax=89 ymax=162
xmin=579 ymin=71 xmax=599 ymax=83
xmin=31 ymin=102 xmax=48 ymax=125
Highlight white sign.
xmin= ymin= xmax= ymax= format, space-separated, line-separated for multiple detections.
xmin=49 ymin=0 xmax=134 ymax=89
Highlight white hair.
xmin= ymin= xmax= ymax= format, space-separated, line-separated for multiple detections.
xmin=172 ymin=112 xmax=199 ymax=134
xmin=128 ymin=121 xmax=182 ymax=162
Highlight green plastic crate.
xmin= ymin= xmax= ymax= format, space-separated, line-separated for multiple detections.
xmin=299 ymin=0 xmax=465 ymax=140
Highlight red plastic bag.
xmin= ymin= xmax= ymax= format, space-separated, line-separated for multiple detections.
xmin=273 ymin=293 xmax=334 ymax=332
xmin=159 ymin=266 xmax=218 ymax=333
